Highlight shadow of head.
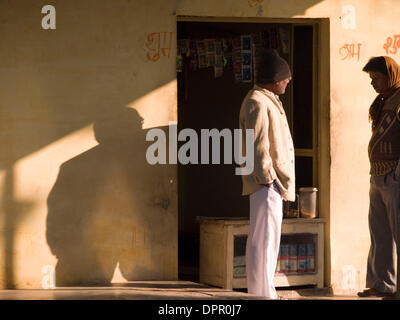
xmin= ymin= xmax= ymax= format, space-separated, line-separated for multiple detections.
xmin=93 ymin=107 xmax=145 ymax=150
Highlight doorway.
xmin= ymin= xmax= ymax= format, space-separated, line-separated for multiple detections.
xmin=176 ymin=18 xmax=322 ymax=281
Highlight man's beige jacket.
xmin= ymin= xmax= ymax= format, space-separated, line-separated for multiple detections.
xmin=239 ymin=85 xmax=295 ymax=201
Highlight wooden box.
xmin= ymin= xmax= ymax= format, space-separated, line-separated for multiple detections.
xmin=198 ymin=217 xmax=325 ymax=290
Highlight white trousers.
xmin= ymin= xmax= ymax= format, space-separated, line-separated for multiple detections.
xmin=246 ymin=184 xmax=283 ymax=299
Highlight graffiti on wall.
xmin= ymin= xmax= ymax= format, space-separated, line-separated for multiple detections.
xmin=145 ymin=32 xmax=174 ymax=62
xmin=339 ymin=5 xmax=361 ymax=62
xmin=383 ymin=35 xmax=400 ymax=55
xmin=339 ymin=43 xmax=362 ymax=61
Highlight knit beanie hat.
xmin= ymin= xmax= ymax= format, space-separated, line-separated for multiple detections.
xmin=255 ymin=49 xmax=291 ymax=84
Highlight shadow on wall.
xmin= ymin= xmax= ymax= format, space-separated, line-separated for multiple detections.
xmin=0 ymin=0 xmax=177 ymax=172
xmin=0 ymin=168 xmax=35 ymax=288
xmin=46 ymin=107 xmax=175 ymax=285
xmin=0 ymin=0 xmax=327 ymax=287
xmin=1 ymin=0 xmax=179 ymax=287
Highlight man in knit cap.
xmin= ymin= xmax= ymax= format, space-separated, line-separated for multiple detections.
xmin=358 ymin=56 xmax=400 ymax=298
xmin=239 ymin=49 xmax=295 ymax=299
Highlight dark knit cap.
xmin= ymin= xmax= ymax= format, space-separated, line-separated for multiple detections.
xmin=256 ymin=49 xmax=291 ymax=84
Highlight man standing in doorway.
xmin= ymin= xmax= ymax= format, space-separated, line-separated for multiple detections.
xmin=239 ymin=49 xmax=295 ymax=299
xmin=358 ymin=56 xmax=400 ymax=298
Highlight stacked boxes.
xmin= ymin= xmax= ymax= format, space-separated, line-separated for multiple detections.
xmin=297 ymin=244 xmax=307 ymax=273
xmin=279 ymin=245 xmax=289 ymax=274
xmin=233 ymin=255 xmax=246 ymax=278
xmin=306 ymin=243 xmax=315 ymax=273
xmin=288 ymin=245 xmax=298 ymax=274
xmin=275 ymin=249 xmax=281 ymax=274
xmin=234 ymin=234 xmax=317 ymax=278
xmin=276 ymin=242 xmax=316 ymax=275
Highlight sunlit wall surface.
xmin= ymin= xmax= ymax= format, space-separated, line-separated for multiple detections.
xmin=0 ymin=0 xmax=399 ymax=294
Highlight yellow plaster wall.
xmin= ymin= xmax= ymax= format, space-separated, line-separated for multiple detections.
xmin=1 ymin=0 xmax=399 ymax=293
xmin=175 ymin=0 xmax=400 ymax=295
xmin=295 ymin=0 xmax=399 ymax=294
xmin=0 ymin=0 xmax=178 ymax=288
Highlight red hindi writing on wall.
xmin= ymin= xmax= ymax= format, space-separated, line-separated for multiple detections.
xmin=145 ymin=32 xmax=174 ymax=62
xmin=339 ymin=43 xmax=362 ymax=61
xmin=383 ymin=35 xmax=400 ymax=55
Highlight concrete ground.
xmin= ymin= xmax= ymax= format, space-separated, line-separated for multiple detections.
xmin=0 ymin=281 xmax=386 ymax=300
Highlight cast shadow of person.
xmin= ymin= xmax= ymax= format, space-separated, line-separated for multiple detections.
xmin=46 ymin=107 xmax=172 ymax=286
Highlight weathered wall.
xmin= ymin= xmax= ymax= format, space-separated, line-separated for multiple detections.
xmin=0 ymin=0 xmax=178 ymax=288
xmin=1 ymin=0 xmax=399 ymax=293
xmin=175 ymin=0 xmax=400 ymax=295
xmin=307 ymin=0 xmax=400 ymax=295
xmin=298 ymin=0 xmax=400 ymax=294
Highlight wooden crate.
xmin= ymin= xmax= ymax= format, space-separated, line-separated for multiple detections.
xmin=198 ymin=217 xmax=325 ymax=290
